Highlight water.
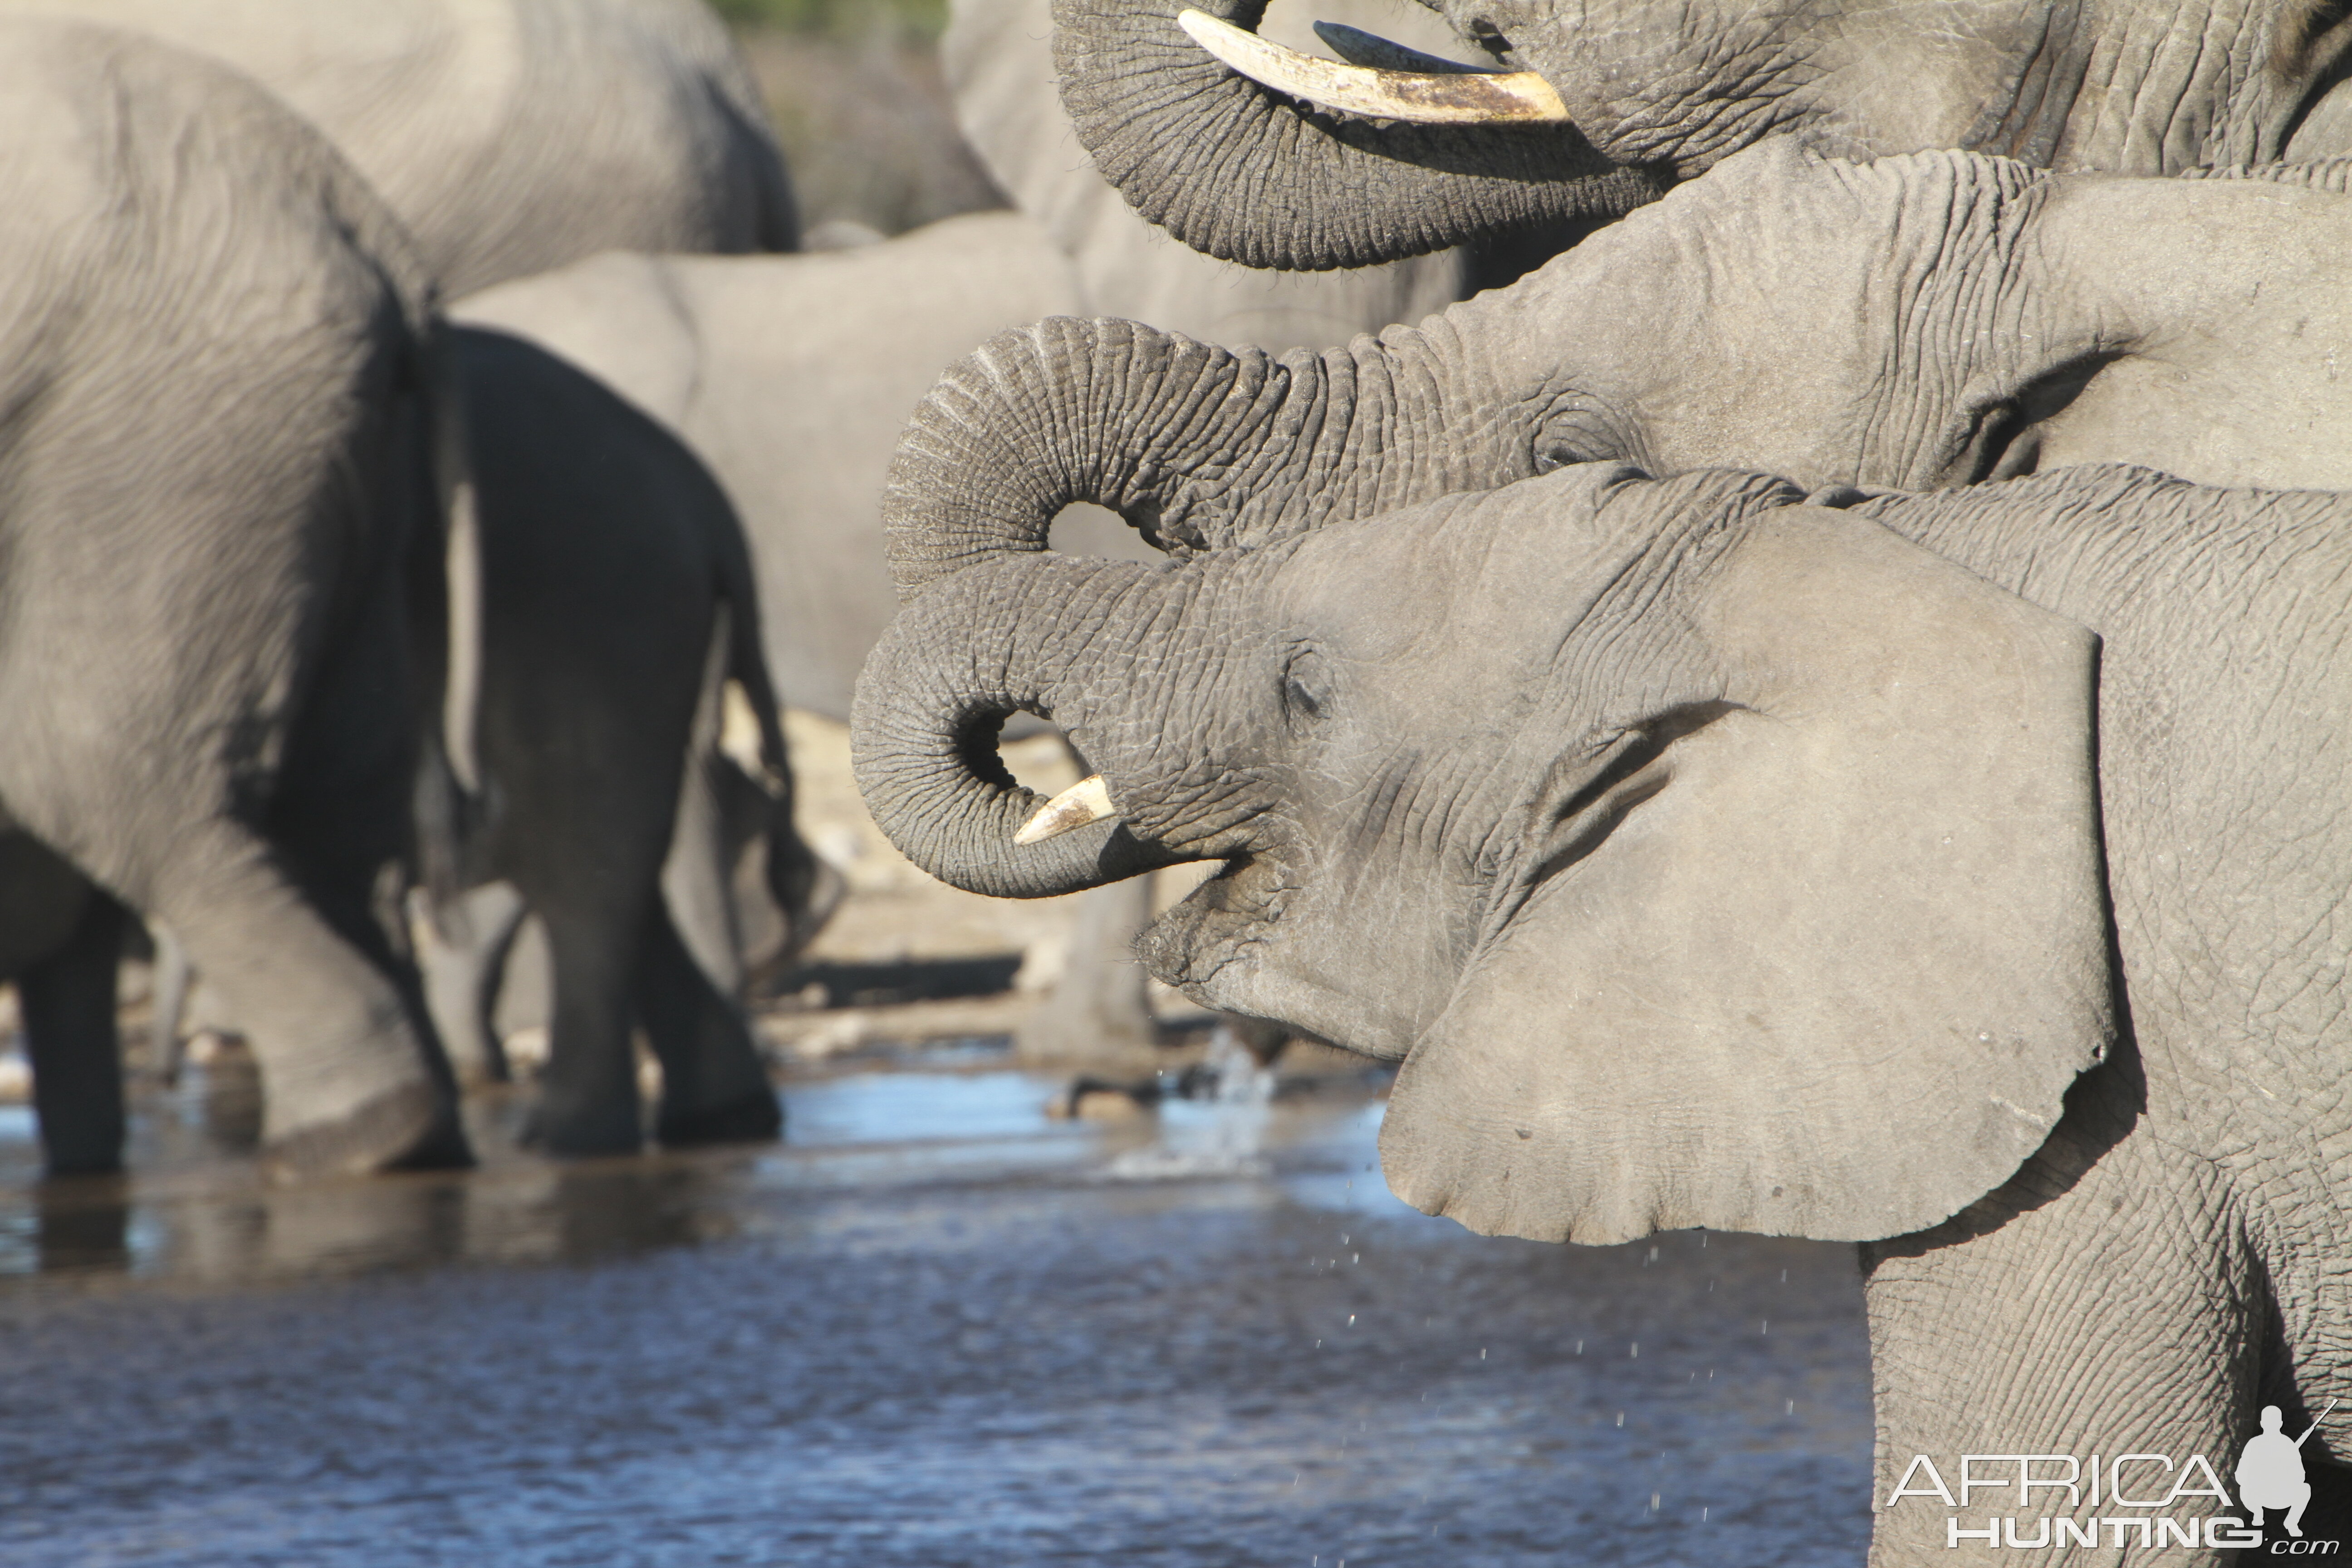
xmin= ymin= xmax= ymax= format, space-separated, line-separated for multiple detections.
xmin=1106 ymin=1024 xmax=1278 ymax=1181
xmin=0 ymin=1050 xmax=1875 ymax=1566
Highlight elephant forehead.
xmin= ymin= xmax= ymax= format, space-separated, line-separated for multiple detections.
xmin=1274 ymin=471 xmax=1658 ymax=663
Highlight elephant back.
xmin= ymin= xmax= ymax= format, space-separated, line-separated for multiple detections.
xmin=0 ymin=0 xmax=796 ymax=297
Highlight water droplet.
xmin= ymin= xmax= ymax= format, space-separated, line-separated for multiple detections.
xmin=1651 ymin=1493 xmax=1660 ymax=1511
xmin=1702 ymin=1507 xmax=1710 ymax=1522
xmin=1786 ymin=1399 xmax=1795 ymax=1415
xmin=1761 ymin=1319 xmax=1768 ymax=1334
xmin=1352 ymin=1253 xmax=1359 ymax=1264
xmin=1347 ymin=1314 xmax=1355 ymax=1326
xmin=1480 ymin=1348 xmax=1487 ymax=1359
xmin=1575 ymin=1339 xmax=1583 ymax=1355
xmin=1616 ymin=1411 xmax=1624 ymax=1427
xmin=1631 ymin=1342 xmax=1638 ymax=1357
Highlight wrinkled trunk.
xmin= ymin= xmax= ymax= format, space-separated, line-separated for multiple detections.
xmin=853 ymin=553 xmax=1201 ymax=898
xmin=1054 ymin=0 xmax=1666 ymax=269
xmin=884 ymin=314 xmax=1515 ymax=597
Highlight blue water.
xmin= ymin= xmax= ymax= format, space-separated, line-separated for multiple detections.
xmin=0 ymin=1054 xmax=1874 ymax=1566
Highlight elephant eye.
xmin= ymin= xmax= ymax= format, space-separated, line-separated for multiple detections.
xmin=1282 ymin=649 xmax=1331 ymax=724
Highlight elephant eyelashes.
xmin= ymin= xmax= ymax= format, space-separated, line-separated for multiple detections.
xmin=1282 ymin=650 xmax=1332 ymax=724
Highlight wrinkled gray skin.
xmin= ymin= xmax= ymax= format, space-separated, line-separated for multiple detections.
xmin=3 ymin=0 xmax=795 ymax=297
xmin=853 ymin=460 xmax=2352 ymax=1563
xmin=884 ymin=144 xmax=2352 ymax=599
xmin=421 ymin=328 xmax=840 ymax=1155
xmin=947 ymin=0 xmax=1471 ymax=338
xmin=1057 ymin=0 xmax=2352 ymax=270
xmin=0 ymin=21 xmax=472 ymax=1178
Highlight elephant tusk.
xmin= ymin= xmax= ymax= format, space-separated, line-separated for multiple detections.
xmin=1176 ymin=10 xmax=1571 ymax=125
xmin=1015 ymin=774 xmax=1119 ymax=845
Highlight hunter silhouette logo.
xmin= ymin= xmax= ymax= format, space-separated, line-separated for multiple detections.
xmin=2239 ymin=1401 xmax=2337 ymax=1539
xmin=1883 ymin=1399 xmax=2344 ymax=1550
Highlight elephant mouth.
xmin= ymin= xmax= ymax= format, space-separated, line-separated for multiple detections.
xmin=1137 ymin=852 xmax=1294 ymax=997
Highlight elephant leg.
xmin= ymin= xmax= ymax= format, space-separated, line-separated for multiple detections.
xmin=414 ymin=881 xmax=529 ymax=1087
xmin=636 ymin=902 xmax=780 ymax=1147
xmin=20 ymin=887 xmax=127 ymax=1177
xmin=1017 ymin=876 xmax=1157 ymax=1063
xmin=147 ymin=822 xmax=466 ymax=1176
xmin=147 ymin=921 xmax=191 ymax=1086
xmin=529 ymin=895 xmax=650 ymax=1157
xmin=1859 ymin=1068 xmax=2252 ymax=1562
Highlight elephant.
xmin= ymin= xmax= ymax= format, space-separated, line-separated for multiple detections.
xmin=0 ymin=19 xmax=475 ymax=1178
xmin=944 ymin=0 xmax=1476 ymax=340
xmin=450 ymin=195 xmax=1463 ymax=1059
xmin=145 ymin=329 xmax=843 ymax=1156
xmin=0 ymin=0 xmax=796 ymax=297
xmin=879 ymin=142 xmax=2352 ymax=606
xmin=1047 ymin=0 xmax=2352 ymax=273
xmin=850 ymin=456 xmax=2352 ymax=1563
xmin=420 ymin=327 xmax=841 ymax=1155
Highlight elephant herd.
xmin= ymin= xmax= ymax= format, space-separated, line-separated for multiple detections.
xmin=846 ymin=0 xmax=2352 ymax=1562
xmin=4 ymin=0 xmax=2351 ymax=1560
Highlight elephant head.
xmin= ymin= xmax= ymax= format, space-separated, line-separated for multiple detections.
xmin=856 ymin=461 xmax=2117 ymax=1245
xmin=1055 ymin=0 xmax=2352 ymax=270
xmin=883 ymin=143 xmax=2352 ymax=598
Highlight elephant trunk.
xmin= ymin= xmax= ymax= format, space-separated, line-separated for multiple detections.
xmin=1054 ymin=0 xmax=1666 ymax=270
xmin=852 ymin=553 xmax=1198 ymax=899
xmin=885 ymin=314 xmax=1493 ymax=598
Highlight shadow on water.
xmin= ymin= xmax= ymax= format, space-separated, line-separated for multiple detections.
xmin=0 ymin=1045 xmax=1876 ymax=1568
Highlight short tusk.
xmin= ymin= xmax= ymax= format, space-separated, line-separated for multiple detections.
xmin=1015 ymin=774 xmax=1118 ymax=845
xmin=1176 ymin=10 xmax=1570 ymax=125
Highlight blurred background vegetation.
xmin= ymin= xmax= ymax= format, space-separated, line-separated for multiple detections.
xmin=715 ymin=0 xmax=947 ymax=37
xmin=723 ymin=0 xmax=1004 ymax=240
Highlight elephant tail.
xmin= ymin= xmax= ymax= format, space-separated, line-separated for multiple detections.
xmin=704 ymin=503 xmax=843 ymax=963
xmin=706 ymin=507 xmax=788 ymax=797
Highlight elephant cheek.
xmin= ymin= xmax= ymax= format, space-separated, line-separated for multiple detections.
xmin=1142 ymin=883 xmax=1424 ymax=1062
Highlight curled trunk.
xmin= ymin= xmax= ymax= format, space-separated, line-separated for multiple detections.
xmin=1054 ymin=0 xmax=1666 ymax=269
xmin=852 ymin=554 xmax=1195 ymax=898
xmin=883 ymin=314 xmax=1513 ymax=598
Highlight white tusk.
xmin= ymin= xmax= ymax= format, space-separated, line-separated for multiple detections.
xmin=1015 ymin=774 xmax=1118 ymax=845
xmin=1176 ymin=10 xmax=1570 ymax=125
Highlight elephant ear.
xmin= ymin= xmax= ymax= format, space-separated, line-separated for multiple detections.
xmin=1380 ymin=505 xmax=2115 ymax=1245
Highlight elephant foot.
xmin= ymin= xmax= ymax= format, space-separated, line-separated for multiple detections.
xmin=657 ymin=1088 xmax=782 ymax=1148
xmin=262 ymin=1080 xmax=472 ymax=1180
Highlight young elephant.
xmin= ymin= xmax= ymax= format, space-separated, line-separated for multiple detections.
xmin=854 ymin=460 xmax=2352 ymax=1561
xmin=0 ymin=20 xmax=474 ymax=1177
xmin=434 ymin=328 xmax=839 ymax=1155
xmin=883 ymin=142 xmax=2352 ymax=598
